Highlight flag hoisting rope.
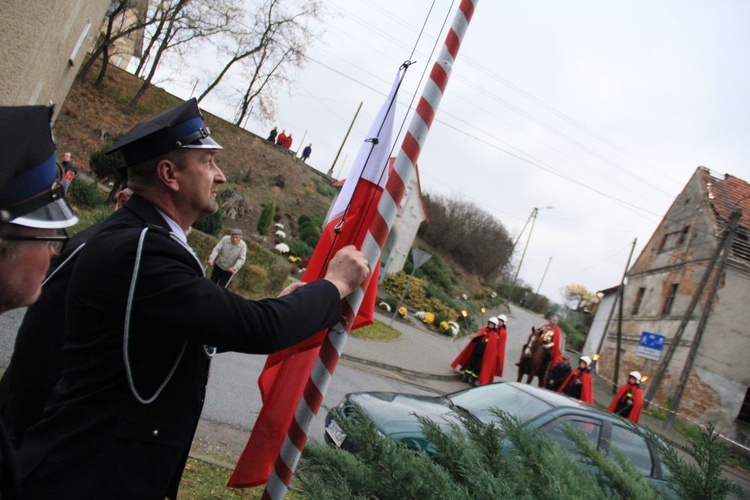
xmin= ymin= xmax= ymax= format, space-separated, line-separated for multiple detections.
xmin=228 ymin=1 xmax=478 ymax=498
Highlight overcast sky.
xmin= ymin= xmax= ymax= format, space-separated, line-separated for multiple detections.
xmin=157 ymin=0 xmax=750 ymax=304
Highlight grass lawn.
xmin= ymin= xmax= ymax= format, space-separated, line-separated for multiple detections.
xmin=349 ymin=318 xmax=401 ymax=341
xmin=179 ymin=459 xmax=307 ymax=499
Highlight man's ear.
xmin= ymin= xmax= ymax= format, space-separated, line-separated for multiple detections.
xmin=155 ymin=158 xmax=179 ymax=192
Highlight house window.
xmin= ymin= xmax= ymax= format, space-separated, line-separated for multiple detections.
xmin=678 ymin=226 xmax=690 ymax=245
xmin=662 ymin=283 xmax=679 ymax=315
xmin=632 ymin=287 xmax=646 ymax=315
xmin=739 ymin=388 xmax=750 ymax=424
xmin=659 ymin=226 xmax=690 ymax=253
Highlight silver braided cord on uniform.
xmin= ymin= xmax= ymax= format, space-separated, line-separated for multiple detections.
xmin=40 ymin=242 xmax=86 ymax=286
xmin=124 ymin=227 xmax=187 ymax=405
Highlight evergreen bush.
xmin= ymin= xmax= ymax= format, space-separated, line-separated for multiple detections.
xmin=257 ymin=201 xmax=275 ymax=235
xmin=191 ymin=199 xmax=223 ymax=237
xmin=66 ymin=178 xmax=104 ymax=208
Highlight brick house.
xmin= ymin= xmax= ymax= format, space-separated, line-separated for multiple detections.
xmin=594 ymin=167 xmax=750 ymax=444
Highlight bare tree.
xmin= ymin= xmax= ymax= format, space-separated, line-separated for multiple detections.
xmin=129 ymin=0 xmax=239 ymax=109
xmin=80 ymin=0 xmax=152 ymax=86
xmin=195 ymin=0 xmax=321 ymax=124
xmin=418 ymin=194 xmax=514 ymax=281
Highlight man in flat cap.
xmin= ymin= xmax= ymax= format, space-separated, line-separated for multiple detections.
xmin=17 ymin=98 xmax=369 ymax=499
xmin=0 ymin=105 xmax=79 ymax=499
xmin=207 ymin=228 xmax=247 ymax=287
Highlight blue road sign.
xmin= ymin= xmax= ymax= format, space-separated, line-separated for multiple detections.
xmin=637 ymin=331 xmax=665 ymax=361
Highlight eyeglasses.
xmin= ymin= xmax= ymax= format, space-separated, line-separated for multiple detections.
xmin=2 ymin=230 xmax=69 ymax=252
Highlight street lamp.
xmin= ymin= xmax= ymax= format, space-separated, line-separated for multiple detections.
xmin=480 ymin=306 xmax=486 ymax=325
xmin=460 ymin=309 xmax=470 ymax=334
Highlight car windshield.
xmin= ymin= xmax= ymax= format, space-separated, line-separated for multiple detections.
xmin=448 ymin=384 xmax=553 ymax=425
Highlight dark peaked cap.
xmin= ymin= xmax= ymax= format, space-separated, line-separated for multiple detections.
xmin=106 ymin=98 xmax=222 ymax=166
xmin=0 ymin=105 xmax=78 ymax=228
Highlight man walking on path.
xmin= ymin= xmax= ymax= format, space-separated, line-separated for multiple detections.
xmin=208 ymin=228 xmax=247 ymax=288
xmin=301 ymin=143 xmax=312 ymax=162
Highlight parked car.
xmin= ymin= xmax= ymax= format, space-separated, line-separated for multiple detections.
xmin=325 ymin=381 xmax=670 ymax=489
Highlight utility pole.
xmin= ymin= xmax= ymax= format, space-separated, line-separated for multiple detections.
xmin=535 ymin=257 xmax=552 ymax=295
xmin=327 ymin=101 xmax=362 ymax=177
xmin=508 ymin=206 xmax=552 ymax=303
xmin=613 ymin=238 xmax=638 ymax=393
xmin=295 ymin=130 xmax=307 ymax=154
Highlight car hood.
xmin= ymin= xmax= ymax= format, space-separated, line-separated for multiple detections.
xmin=347 ymin=391 xmax=465 ymax=437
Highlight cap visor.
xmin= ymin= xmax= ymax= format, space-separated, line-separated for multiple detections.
xmin=10 ymin=198 xmax=79 ymax=229
xmin=182 ymin=136 xmax=223 ymax=150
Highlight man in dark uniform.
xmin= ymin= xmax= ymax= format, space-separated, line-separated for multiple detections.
xmin=0 ymin=105 xmax=79 ymax=499
xmin=17 ymin=99 xmax=369 ymax=499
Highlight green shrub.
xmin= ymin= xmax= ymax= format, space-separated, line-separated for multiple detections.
xmin=89 ymin=141 xmax=125 ymax=184
xmin=191 ymin=198 xmax=223 ymax=237
xmin=288 ymin=238 xmax=314 ymax=258
xmin=257 ymin=201 xmax=275 ymax=235
xmin=66 ymin=179 xmax=104 ymax=208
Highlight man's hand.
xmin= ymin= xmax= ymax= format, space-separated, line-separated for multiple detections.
xmin=324 ymin=245 xmax=369 ymax=298
xmin=207 ymin=259 xmax=214 ymax=266
xmin=278 ymin=281 xmax=306 ymax=297
xmin=229 ymin=267 xmax=237 ymax=274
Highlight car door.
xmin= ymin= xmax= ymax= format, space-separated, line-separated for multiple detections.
xmin=539 ymin=414 xmax=604 ymax=461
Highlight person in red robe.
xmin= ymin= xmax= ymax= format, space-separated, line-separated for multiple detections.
xmin=558 ymin=355 xmax=594 ymax=404
xmin=608 ymin=371 xmax=644 ymax=423
xmin=451 ymin=315 xmax=507 ymax=386
xmin=276 ymin=129 xmax=287 ymax=146
xmin=541 ymin=314 xmax=564 ymax=372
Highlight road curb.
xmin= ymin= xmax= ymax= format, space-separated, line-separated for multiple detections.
xmin=341 ymin=353 xmax=461 ymax=381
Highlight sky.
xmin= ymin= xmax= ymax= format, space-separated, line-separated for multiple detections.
xmin=151 ymin=0 xmax=750 ymax=304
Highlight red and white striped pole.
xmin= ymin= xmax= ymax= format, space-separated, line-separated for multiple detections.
xmin=263 ymin=1 xmax=478 ymax=497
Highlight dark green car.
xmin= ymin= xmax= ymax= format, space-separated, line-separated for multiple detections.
xmin=325 ymin=381 xmax=670 ymax=488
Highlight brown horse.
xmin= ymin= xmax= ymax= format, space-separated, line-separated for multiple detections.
xmin=516 ymin=326 xmax=548 ymax=387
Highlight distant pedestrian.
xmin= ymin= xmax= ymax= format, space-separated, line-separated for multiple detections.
xmin=59 ymin=152 xmax=78 ymax=192
xmin=301 ymin=143 xmax=312 ymax=162
xmin=207 ymin=228 xmax=247 ymax=288
xmin=558 ymin=355 xmax=593 ymax=404
xmin=608 ymin=371 xmax=644 ymax=423
xmin=267 ymin=127 xmax=277 ymax=143
xmin=284 ymin=133 xmax=293 ymax=149
xmin=276 ymin=129 xmax=287 ymax=147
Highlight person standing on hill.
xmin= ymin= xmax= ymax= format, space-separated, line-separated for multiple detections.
xmin=276 ymin=129 xmax=287 ymax=147
xmin=267 ymin=127 xmax=277 ymax=143
xmin=207 ymin=228 xmax=247 ymax=288
xmin=301 ymin=143 xmax=312 ymax=162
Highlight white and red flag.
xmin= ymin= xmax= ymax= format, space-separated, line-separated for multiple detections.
xmin=228 ymin=70 xmax=402 ymax=488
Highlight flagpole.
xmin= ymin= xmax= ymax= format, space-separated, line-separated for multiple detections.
xmin=262 ymin=2 xmax=478 ymax=497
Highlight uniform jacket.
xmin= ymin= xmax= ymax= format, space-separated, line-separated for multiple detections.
xmin=558 ymin=368 xmax=594 ymax=404
xmin=18 ymin=195 xmax=342 ymax=499
xmin=451 ymin=326 xmax=507 ymax=385
xmin=0 ymin=225 xmax=96 ymax=448
xmin=608 ymin=383 xmax=644 ymax=423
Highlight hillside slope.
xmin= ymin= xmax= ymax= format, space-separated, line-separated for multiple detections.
xmin=55 ymin=65 xmax=335 ymax=244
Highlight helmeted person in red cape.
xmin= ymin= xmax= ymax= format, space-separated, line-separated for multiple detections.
xmin=451 ymin=315 xmax=508 ymax=386
xmin=558 ymin=355 xmax=594 ymax=404
xmin=608 ymin=371 xmax=644 ymax=423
